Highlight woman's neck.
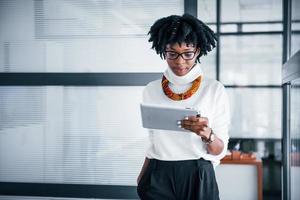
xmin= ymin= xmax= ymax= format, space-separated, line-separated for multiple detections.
xmin=163 ymin=63 xmax=203 ymax=85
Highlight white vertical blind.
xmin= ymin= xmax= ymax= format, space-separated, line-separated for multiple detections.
xmin=0 ymin=86 xmax=149 ymax=185
xmin=0 ymin=196 xmax=116 ymax=200
xmin=0 ymin=0 xmax=185 ymax=188
xmin=0 ymin=0 xmax=184 ymax=72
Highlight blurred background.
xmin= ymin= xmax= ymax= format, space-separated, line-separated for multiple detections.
xmin=0 ymin=0 xmax=299 ymax=200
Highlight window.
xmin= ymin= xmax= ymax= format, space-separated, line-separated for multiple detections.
xmin=219 ymin=0 xmax=282 ymax=139
xmin=0 ymin=0 xmax=184 ymax=72
xmin=0 ymin=86 xmax=147 ymax=185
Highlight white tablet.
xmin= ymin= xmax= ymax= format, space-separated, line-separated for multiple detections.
xmin=140 ymin=103 xmax=199 ymax=132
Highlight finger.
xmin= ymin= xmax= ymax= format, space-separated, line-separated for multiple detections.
xmin=198 ymin=117 xmax=209 ymax=123
xmin=181 ymin=125 xmax=201 ymax=134
xmin=181 ymin=116 xmax=199 ymax=126
xmin=181 ymin=124 xmax=193 ymax=131
xmin=196 ymin=131 xmax=205 ymax=137
xmin=181 ymin=120 xmax=208 ymax=126
xmin=189 ymin=115 xmax=200 ymax=122
xmin=181 ymin=116 xmax=198 ymax=126
xmin=182 ymin=116 xmax=208 ymax=124
xmin=197 ymin=118 xmax=209 ymax=127
xmin=181 ymin=124 xmax=207 ymax=133
xmin=194 ymin=128 xmax=206 ymax=137
xmin=182 ymin=115 xmax=198 ymax=122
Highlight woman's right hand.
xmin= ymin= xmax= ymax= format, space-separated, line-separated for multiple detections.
xmin=137 ymin=157 xmax=149 ymax=185
xmin=137 ymin=176 xmax=141 ymax=185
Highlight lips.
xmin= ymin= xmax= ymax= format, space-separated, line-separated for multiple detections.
xmin=174 ymin=67 xmax=188 ymax=73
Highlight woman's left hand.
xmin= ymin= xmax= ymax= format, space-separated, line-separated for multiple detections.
xmin=180 ymin=116 xmax=211 ymax=140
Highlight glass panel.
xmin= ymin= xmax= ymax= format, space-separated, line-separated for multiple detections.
xmin=0 ymin=197 xmax=115 ymax=200
xmin=41 ymin=0 xmax=183 ymax=37
xmin=221 ymin=0 xmax=282 ymax=23
xmin=200 ymin=50 xmax=216 ymax=79
xmin=291 ymin=0 xmax=300 ymax=57
xmin=221 ymin=23 xmax=283 ymax=32
xmin=242 ymin=23 xmax=282 ymax=32
xmin=291 ymin=22 xmax=300 ymax=31
xmin=220 ymin=35 xmax=282 ymax=85
xmin=291 ymin=35 xmax=300 ymax=58
xmin=0 ymin=0 xmax=184 ymax=72
xmin=220 ymin=24 xmax=238 ymax=32
xmin=198 ymin=0 xmax=216 ymax=23
xmin=221 ymin=0 xmax=282 ymax=33
xmin=0 ymin=86 xmax=148 ymax=185
xmin=227 ymin=88 xmax=282 ymax=139
xmin=290 ymin=78 xmax=300 ymax=200
xmin=197 ymin=0 xmax=217 ymax=79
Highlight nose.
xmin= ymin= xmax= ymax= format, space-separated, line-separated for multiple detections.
xmin=175 ymin=55 xmax=185 ymax=64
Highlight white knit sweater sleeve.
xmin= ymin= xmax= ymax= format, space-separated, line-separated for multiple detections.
xmin=210 ymin=83 xmax=231 ymax=160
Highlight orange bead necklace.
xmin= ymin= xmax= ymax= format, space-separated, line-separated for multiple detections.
xmin=161 ymin=75 xmax=202 ymax=101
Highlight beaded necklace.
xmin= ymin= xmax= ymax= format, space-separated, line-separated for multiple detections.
xmin=161 ymin=75 xmax=202 ymax=101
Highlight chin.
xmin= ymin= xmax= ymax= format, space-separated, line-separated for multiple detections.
xmin=174 ymin=72 xmax=188 ymax=76
xmin=172 ymin=68 xmax=191 ymax=76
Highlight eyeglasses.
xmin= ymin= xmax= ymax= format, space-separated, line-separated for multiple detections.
xmin=164 ymin=50 xmax=197 ymax=60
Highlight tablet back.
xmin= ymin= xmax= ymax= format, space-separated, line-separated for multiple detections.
xmin=140 ymin=104 xmax=198 ymax=132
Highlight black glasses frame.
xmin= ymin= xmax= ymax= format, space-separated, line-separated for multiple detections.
xmin=164 ymin=50 xmax=198 ymax=60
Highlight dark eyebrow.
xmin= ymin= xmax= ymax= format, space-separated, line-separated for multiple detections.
xmin=168 ymin=47 xmax=194 ymax=51
xmin=166 ymin=47 xmax=195 ymax=52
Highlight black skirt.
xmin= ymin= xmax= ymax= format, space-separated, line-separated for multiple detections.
xmin=137 ymin=158 xmax=219 ymax=200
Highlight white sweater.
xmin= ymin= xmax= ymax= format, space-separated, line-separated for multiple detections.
xmin=142 ymin=65 xmax=230 ymax=167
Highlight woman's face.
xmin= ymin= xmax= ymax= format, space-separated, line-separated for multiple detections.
xmin=165 ymin=42 xmax=200 ymax=76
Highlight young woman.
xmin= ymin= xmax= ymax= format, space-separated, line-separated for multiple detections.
xmin=137 ymin=14 xmax=230 ymax=200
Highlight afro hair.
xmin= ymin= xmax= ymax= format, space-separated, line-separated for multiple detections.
xmin=148 ymin=13 xmax=217 ymax=62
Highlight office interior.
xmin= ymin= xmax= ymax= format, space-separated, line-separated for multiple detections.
xmin=0 ymin=0 xmax=299 ymax=200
